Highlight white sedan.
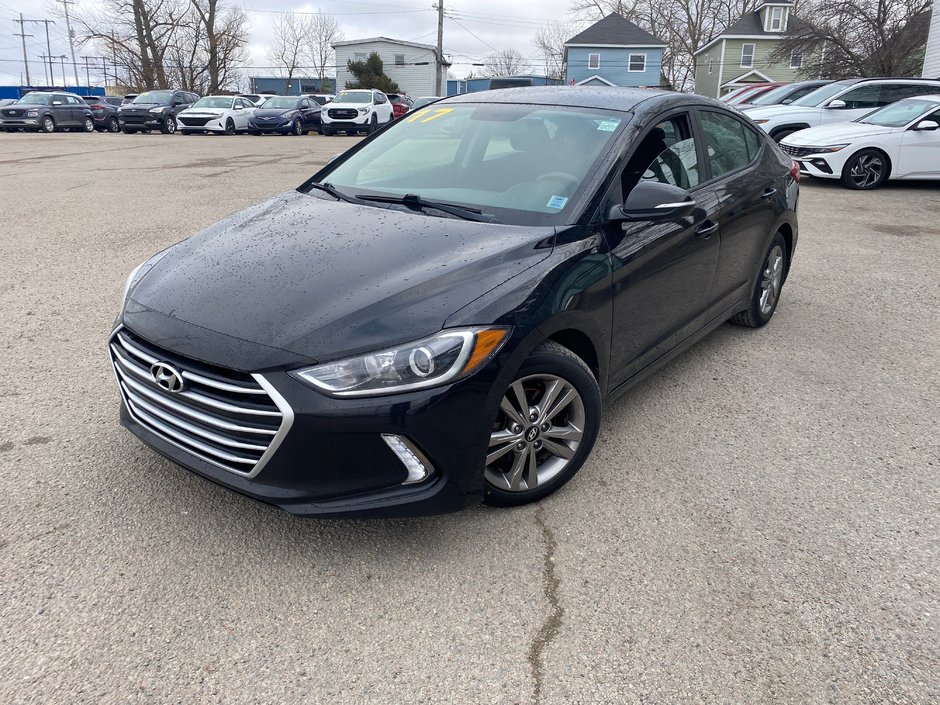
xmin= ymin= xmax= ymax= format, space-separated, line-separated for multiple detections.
xmin=176 ymin=95 xmax=256 ymax=135
xmin=779 ymin=96 xmax=940 ymax=189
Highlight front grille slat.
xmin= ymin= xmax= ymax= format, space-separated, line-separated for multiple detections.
xmin=779 ymin=144 xmax=815 ymax=158
xmin=109 ymin=326 xmax=292 ymax=477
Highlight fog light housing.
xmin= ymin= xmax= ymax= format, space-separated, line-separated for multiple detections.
xmin=810 ymin=158 xmax=833 ymax=174
xmin=381 ymin=434 xmax=433 ymax=484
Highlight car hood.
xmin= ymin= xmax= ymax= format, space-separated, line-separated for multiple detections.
xmin=329 ymin=102 xmax=369 ymax=109
xmin=124 ymin=190 xmax=554 ymax=369
xmin=782 ymin=122 xmax=895 ymax=145
xmin=253 ymin=109 xmax=296 ymax=118
xmin=180 ymin=107 xmax=228 ymax=116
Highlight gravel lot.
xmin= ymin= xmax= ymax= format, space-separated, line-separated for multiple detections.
xmin=0 ymin=132 xmax=937 ymax=704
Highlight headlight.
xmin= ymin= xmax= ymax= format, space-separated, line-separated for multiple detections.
xmin=804 ymin=144 xmax=849 ymax=153
xmin=291 ymin=327 xmax=510 ymax=396
xmin=149 ymin=106 xmax=167 ymax=113
xmin=357 ymin=107 xmax=369 ymax=115
xmin=27 ymin=110 xmax=37 ymax=117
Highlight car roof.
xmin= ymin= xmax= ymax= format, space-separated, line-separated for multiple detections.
xmin=442 ymin=86 xmax=719 ymax=113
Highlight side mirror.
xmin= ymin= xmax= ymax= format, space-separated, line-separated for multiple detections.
xmin=234 ymin=105 xmax=242 ymax=110
xmin=912 ymin=119 xmax=939 ymax=131
xmin=52 ymin=100 xmax=62 ymax=106
xmin=826 ymin=99 xmax=847 ymax=109
xmin=781 ymin=98 xmax=793 ymax=104
xmin=609 ymin=181 xmax=696 ymax=222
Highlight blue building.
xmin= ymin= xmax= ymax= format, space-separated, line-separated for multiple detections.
xmin=0 ymin=85 xmax=105 ymax=99
xmin=564 ymin=14 xmax=666 ymax=88
xmin=248 ymin=77 xmax=331 ymax=96
xmin=446 ymin=75 xmax=564 ymax=96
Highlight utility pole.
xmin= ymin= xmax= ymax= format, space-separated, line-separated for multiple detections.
xmin=39 ymin=54 xmax=51 ymax=85
xmin=38 ymin=20 xmax=56 ymax=88
xmin=81 ymin=56 xmax=92 ymax=87
xmin=57 ymin=0 xmax=80 ymax=86
xmin=13 ymin=14 xmax=34 ymax=86
xmin=434 ymin=1 xmax=444 ymax=95
xmin=59 ymin=55 xmax=68 ymax=87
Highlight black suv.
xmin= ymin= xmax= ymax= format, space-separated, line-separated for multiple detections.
xmin=83 ymin=96 xmax=123 ymax=132
xmin=1 ymin=91 xmax=95 ymax=133
xmin=118 ymin=90 xmax=200 ymax=134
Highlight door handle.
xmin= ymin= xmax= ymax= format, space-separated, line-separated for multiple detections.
xmin=696 ymin=220 xmax=719 ymax=239
xmin=760 ymin=187 xmax=777 ymax=200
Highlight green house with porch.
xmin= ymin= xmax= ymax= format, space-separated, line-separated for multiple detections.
xmin=694 ymin=2 xmax=806 ymax=98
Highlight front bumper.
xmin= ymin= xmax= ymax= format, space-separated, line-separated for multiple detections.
xmin=1 ymin=117 xmax=39 ymax=127
xmin=249 ymin=119 xmax=292 ymax=133
xmin=119 ymin=114 xmax=170 ymax=129
xmin=112 ymin=325 xmax=497 ymax=517
xmin=323 ymin=113 xmax=369 ymax=131
xmin=792 ymin=155 xmax=839 ymax=179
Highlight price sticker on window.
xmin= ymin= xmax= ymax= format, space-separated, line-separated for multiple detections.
xmin=405 ymin=108 xmax=455 ymax=123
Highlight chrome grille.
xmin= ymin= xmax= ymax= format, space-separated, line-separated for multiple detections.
xmin=109 ymin=327 xmax=292 ymax=477
xmin=328 ymin=108 xmax=358 ymax=120
xmin=779 ymin=144 xmax=815 ymax=158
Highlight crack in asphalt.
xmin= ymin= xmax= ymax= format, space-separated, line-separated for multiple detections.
xmin=528 ymin=506 xmax=564 ymax=705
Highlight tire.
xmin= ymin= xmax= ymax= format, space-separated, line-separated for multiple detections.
xmin=368 ymin=114 xmax=378 ymax=134
xmin=291 ymin=118 xmax=303 ymax=136
xmin=770 ymin=129 xmax=795 ymax=143
xmin=840 ymin=148 xmax=889 ymax=190
xmin=224 ymin=119 xmax=235 ymax=135
xmin=41 ymin=115 xmax=56 ymax=133
xmin=484 ymin=341 xmax=601 ymax=507
xmin=730 ymin=232 xmax=787 ymax=328
xmin=107 ymin=117 xmax=120 ymax=133
xmin=160 ymin=116 xmax=176 ymax=134
xmin=83 ymin=116 xmax=95 ymax=133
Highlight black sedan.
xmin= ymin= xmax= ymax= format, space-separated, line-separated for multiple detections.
xmin=111 ymin=87 xmax=799 ymax=517
xmin=248 ymin=96 xmax=321 ymax=135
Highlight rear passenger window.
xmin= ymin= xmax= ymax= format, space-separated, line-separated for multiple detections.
xmin=699 ymin=111 xmax=752 ymax=178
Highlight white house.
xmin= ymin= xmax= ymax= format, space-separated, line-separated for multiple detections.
xmin=924 ymin=0 xmax=940 ymax=78
xmin=332 ymin=37 xmax=448 ymax=97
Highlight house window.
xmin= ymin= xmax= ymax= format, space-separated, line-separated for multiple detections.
xmin=395 ymin=53 xmax=405 ymax=66
xmin=770 ymin=7 xmax=783 ymax=31
xmin=707 ymin=57 xmax=714 ymax=74
xmin=354 ymin=52 xmax=367 ymax=62
xmin=790 ymin=50 xmax=803 ymax=69
xmin=628 ymin=54 xmax=646 ymax=72
xmin=588 ymin=53 xmax=600 ymax=70
xmin=740 ymin=44 xmax=754 ymax=68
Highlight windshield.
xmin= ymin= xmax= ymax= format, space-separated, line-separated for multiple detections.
xmin=748 ymin=84 xmax=800 ymax=106
xmin=261 ymin=97 xmax=300 ymax=109
xmin=792 ymin=83 xmax=849 ymax=107
xmin=857 ymin=99 xmax=939 ymax=127
xmin=313 ymin=103 xmax=628 ymax=224
xmin=16 ymin=93 xmax=52 ymax=105
xmin=333 ymin=91 xmax=372 ymax=104
xmin=192 ymin=96 xmax=234 ymax=109
xmin=133 ymin=91 xmax=174 ymax=104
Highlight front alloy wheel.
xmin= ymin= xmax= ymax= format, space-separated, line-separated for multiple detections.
xmin=484 ymin=342 xmax=600 ymax=506
xmin=292 ymin=118 xmax=303 ymax=136
xmin=841 ymin=149 xmax=888 ymax=190
xmin=161 ymin=116 xmax=176 ymax=134
xmin=41 ymin=115 xmax=56 ymax=133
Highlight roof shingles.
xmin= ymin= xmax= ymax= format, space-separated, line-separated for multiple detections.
xmin=565 ymin=13 xmax=666 ymax=47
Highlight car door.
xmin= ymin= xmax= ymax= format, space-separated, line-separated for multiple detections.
xmin=375 ymin=92 xmax=392 ymax=122
xmin=696 ymin=108 xmax=779 ymax=311
xmin=234 ymin=98 xmax=251 ymax=129
xmin=605 ymin=111 xmax=722 ymax=387
xmin=298 ymin=99 xmax=315 ymax=130
xmin=897 ymin=107 xmax=940 ymax=178
xmin=53 ymin=94 xmax=75 ymax=125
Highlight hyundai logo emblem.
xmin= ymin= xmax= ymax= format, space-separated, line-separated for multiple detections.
xmin=151 ymin=362 xmax=185 ymax=393
xmin=525 ymin=426 xmax=540 ymax=442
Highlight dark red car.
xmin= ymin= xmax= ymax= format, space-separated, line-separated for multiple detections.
xmin=387 ymin=93 xmax=413 ymax=118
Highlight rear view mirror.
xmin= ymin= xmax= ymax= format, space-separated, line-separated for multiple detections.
xmin=826 ymin=99 xmax=847 ymax=109
xmin=913 ymin=119 xmax=939 ymax=131
xmin=610 ymin=181 xmax=696 ymax=222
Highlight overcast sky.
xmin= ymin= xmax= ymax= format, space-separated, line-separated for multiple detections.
xmin=0 ymin=0 xmax=582 ymax=88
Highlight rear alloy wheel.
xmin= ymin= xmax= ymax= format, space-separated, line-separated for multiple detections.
xmin=224 ymin=119 xmax=236 ymax=135
xmin=841 ymin=148 xmax=889 ymax=190
xmin=484 ymin=342 xmax=601 ymax=506
xmin=107 ymin=117 xmax=120 ymax=132
xmin=41 ymin=115 xmax=56 ymax=133
xmin=83 ymin=116 xmax=95 ymax=133
xmin=292 ymin=118 xmax=303 ymax=136
xmin=161 ymin=116 xmax=176 ymax=134
xmin=730 ymin=232 xmax=787 ymax=328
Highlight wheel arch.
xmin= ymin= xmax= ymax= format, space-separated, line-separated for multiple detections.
xmin=845 ymin=145 xmax=893 ymax=180
xmin=770 ymin=123 xmax=811 ymax=140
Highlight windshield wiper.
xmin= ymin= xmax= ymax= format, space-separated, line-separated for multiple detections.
xmin=353 ymin=193 xmax=491 ymax=222
xmin=306 ymin=181 xmax=358 ymax=203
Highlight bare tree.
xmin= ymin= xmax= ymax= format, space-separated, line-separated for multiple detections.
xmin=304 ymin=10 xmax=343 ymax=90
xmin=483 ymin=48 xmax=532 ymax=77
xmin=268 ymin=11 xmax=310 ymax=86
xmin=533 ymin=21 xmax=575 ymax=80
xmin=189 ymin=0 xmax=249 ymax=93
xmin=772 ymin=0 xmax=932 ymax=78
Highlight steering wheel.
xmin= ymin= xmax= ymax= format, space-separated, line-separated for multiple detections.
xmin=536 ymin=171 xmax=580 ymax=189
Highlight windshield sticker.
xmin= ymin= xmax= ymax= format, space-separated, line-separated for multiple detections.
xmin=546 ymin=196 xmax=569 ymax=209
xmin=405 ymin=107 xmax=454 ymax=123
xmin=596 ymin=119 xmax=620 ymax=132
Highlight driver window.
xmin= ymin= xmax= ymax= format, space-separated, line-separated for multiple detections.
xmin=621 ymin=114 xmax=700 ymax=194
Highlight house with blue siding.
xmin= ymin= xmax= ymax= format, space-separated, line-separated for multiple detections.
xmin=564 ymin=14 xmax=666 ymax=88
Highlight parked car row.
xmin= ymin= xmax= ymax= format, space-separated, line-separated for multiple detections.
xmin=0 ymin=88 xmax=421 ymax=137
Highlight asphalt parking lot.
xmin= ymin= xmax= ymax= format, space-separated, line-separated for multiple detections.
xmin=0 ymin=132 xmax=937 ymax=704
